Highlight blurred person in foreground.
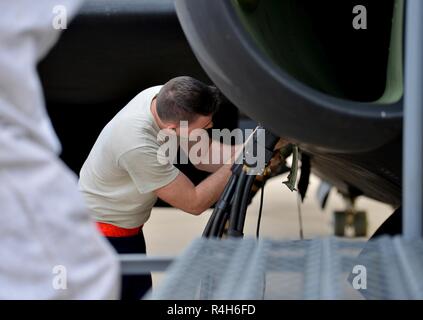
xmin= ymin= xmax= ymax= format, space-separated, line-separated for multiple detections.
xmin=0 ymin=0 xmax=119 ymax=299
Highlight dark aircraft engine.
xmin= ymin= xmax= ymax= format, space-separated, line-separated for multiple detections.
xmin=175 ymin=0 xmax=403 ymax=206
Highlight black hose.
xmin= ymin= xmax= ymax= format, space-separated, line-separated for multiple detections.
xmin=228 ymin=171 xmax=247 ymax=236
xmin=236 ymin=174 xmax=256 ymax=234
xmin=202 ymin=127 xmax=280 ymax=238
xmin=202 ymin=174 xmax=238 ymax=237
xmin=210 ymin=208 xmax=226 ymax=237
xmin=209 ymin=175 xmax=238 ymax=237
xmin=217 ymin=209 xmax=231 ymax=237
xmin=256 ymin=180 xmax=266 ymax=238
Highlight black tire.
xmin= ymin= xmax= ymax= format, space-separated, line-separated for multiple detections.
xmin=334 ymin=211 xmax=346 ymax=237
xmin=354 ymin=211 xmax=368 ymax=237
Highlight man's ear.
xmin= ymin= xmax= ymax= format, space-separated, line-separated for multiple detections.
xmin=166 ymin=122 xmax=178 ymax=131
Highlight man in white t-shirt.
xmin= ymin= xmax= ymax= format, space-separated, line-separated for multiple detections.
xmin=79 ymin=76 xmax=236 ymax=299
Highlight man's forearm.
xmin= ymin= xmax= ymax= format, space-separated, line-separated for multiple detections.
xmin=195 ymin=142 xmax=241 ymax=173
xmin=192 ymin=163 xmax=232 ymax=213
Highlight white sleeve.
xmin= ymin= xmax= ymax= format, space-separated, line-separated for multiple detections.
xmin=119 ymin=146 xmax=180 ymax=194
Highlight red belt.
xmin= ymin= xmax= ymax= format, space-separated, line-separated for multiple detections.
xmin=96 ymin=222 xmax=143 ymax=237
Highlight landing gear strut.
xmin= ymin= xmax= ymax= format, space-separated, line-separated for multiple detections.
xmin=334 ymin=196 xmax=368 ymax=237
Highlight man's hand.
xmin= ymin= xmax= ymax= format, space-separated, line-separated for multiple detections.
xmin=182 ymin=138 xmax=242 ymax=173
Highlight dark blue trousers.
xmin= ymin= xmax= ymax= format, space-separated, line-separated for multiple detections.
xmin=107 ymin=230 xmax=152 ymax=300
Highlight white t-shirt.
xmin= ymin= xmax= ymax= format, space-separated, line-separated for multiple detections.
xmin=79 ymin=86 xmax=180 ymax=228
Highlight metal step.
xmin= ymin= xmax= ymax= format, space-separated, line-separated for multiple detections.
xmin=146 ymin=236 xmax=423 ymax=299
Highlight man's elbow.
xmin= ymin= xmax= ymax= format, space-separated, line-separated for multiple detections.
xmin=183 ymin=187 xmax=212 ymax=215
xmin=185 ymin=202 xmax=208 ymax=216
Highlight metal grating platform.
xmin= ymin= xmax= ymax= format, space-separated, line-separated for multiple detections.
xmin=147 ymin=236 xmax=423 ymax=300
